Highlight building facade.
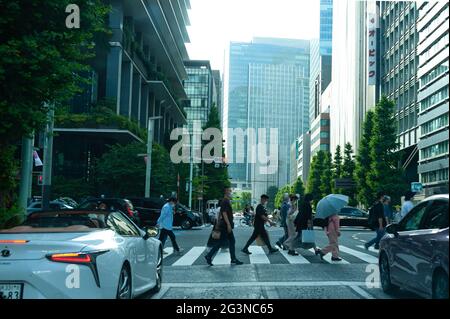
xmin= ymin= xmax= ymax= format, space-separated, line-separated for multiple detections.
xmin=416 ymin=0 xmax=449 ymax=195
xmin=380 ymin=1 xmax=420 ymax=182
xmin=297 ymin=132 xmax=311 ymax=183
xmin=224 ymin=38 xmax=310 ymax=192
xmin=330 ymin=0 xmax=376 ymax=154
xmin=212 ymin=70 xmax=223 ymax=125
xmin=310 ymin=113 xmax=331 ymax=156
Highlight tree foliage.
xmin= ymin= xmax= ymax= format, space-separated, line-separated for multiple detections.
xmin=341 ymin=143 xmax=357 ymax=206
xmin=320 ymin=152 xmax=333 ymax=198
xmin=332 ymin=145 xmax=343 ymax=193
xmin=275 ymin=184 xmax=293 ymax=209
xmin=306 ymin=151 xmax=326 ymax=206
xmin=266 ymin=186 xmax=278 ymax=210
xmin=292 ymin=176 xmax=305 ymax=200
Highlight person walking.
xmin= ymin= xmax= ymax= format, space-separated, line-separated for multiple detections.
xmin=400 ymin=191 xmax=415 ymax=219
xmin=157 ymin=196 xmax=183 ymax=255
xmin=317 ymin=212 xmax=342 ymax=261
xmin=283 ymin=194 xmax=300 ymax=256
xmin=383 ymin=195 xmax=393 ymax=224
xmin=294 ymin=193 xmax=320 ymax=254
xmin=204 ymin=187 xmax=243 ymax=266
xmin=276 ymin=193 xmax=290 ymax=250
xmin=365 ymin=191 xmax=387 ymax=250
xmin=242 ymin=194 xmax=279 ymax=255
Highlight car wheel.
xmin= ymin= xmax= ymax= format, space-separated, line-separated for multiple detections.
xmin=379 ymin=253 xmax=399 ymax=294
xmin=432 ymin=270 xmax=449 ymax=299
xmin=116 ymin=264 xmax=132 ymax=299
xmin=181 ymin=219 xmax=192 ymax=230
xmin=150 ymin=247 xmax=163 ymax=294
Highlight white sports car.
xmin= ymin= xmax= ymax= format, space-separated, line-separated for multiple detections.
xmin=0 ymin=210 xmax=163 ymax=299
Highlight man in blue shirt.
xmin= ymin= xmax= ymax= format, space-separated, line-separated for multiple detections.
xmin=276 ymin=193 xmax=290 ymax=250
xmin=157 ymin=196 xmax=182 ymax=254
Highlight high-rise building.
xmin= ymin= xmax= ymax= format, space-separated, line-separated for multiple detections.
xmin=416 ymin=0 xmax=449 ymax=195
xmin=330 ymin=0 xmax=376 ymax=154
xmin=320 ymin=0 xmax=333 ymax=56
xmin=212 ymin=70 xmax=223 ymax=124
xmin=183 ymin=60 xmax=215 ymax=130
xmin=380 ymin=1 xmax=420 ymax=182
xmin=297 ymin=132 xmax=311 ymax=183
xmin=224 ymin=37 xmax=310 ymax=194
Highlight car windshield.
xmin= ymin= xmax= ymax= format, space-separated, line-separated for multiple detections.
xmin=0 ymin=211 xmax=111 ymax=233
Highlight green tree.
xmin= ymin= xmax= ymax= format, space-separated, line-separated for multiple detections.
xmin=95 ymin=142 xmax=176 ymax=198
xmin=201 ymin=105 xmax=231 ymax=203
xmin=320 ymin=152 xmax=333 ymax=198
xmin=306 ymin=151 xmax=326 ymax=206
xmin=292 ymin=176 xmax=305 ymax=200
xmin=367 ymin=96 xmax=407 ymax=206
xmin=342 ymin=142 xmax=357 ymax=206
xmin=266 ymin=186 xmax=278 ymax=210
xmin=0 ymin=1 xmax=110 ymax=212
xmin=332 ymin=145 xmax=343 ymax=193
xmin=275 ymin=184 xmax=293 ymax=209
xmin=355 ymin=110 xmax=375 ymax=207
xmin=241 ymin=192 xmax=252 ymax=207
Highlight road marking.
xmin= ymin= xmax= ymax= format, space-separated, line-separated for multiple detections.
xmin=279 ymin=249 xmax=311 ymax=264
xmin=349 ymin=285 xmax=375 ymax=299
xmin=211 ymin=248 xmax=231 ymax=265
xmin=357 ymin=245 xmax=379 ymax=254
xmin=172 ymin=247 xmax=206 ymax=266
xmin=152 ymin=281 xmax=374 ymax=288
xmin=248 ymin=246 xmax=270 ymax=264
xmin=309 ymin=249 xmax=350 ymax=264
xmin=162 ymin=247 xmax=174 ymax=258
xmin=339 ymin=246 xmax=378 ymax=264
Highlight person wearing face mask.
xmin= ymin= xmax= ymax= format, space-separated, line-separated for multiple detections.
xmin=157 ymin=196 xmax=183 ymax=255
xmin=241 ymin=194 xmax=279 ymax=255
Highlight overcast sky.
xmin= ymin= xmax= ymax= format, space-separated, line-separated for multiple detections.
xmin=186 ymin=0 xmax=320 ymax=73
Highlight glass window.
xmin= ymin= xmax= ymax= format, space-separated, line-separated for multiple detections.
xmin=421 ymin=141 xmax=449 ymax=160
xmin=420 ymin=86 xmax=449 ymax=112
xmin=400 ymin=202 xmax=429 ymax=231
xmin=421 ymin=200 xmax=449 ymax=229
xmin=107 ymin=212 xmax=140 ymax=236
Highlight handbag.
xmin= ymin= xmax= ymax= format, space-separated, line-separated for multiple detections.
xmin=211 ymin=210 xmax=223 ymax=240
xmin=301 ymin=229 xmax=315 ymax=244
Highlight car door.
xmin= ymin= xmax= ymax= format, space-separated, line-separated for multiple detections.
xmin=390 ymin=201 xmax=430 ymax=288
xmin=144 ymin=199 xmax=163 ymax=226
xmin=106 ymin=212 xmax=150 ymax=289
xmin=413 ymin=199 xmax=449 ymax=296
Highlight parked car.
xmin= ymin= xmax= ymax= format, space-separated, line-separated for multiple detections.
xmin=26 ymin=200 xmax=74 ymax=215
xmin=379 ymin=194 xmax=449 ymax=299
xmin=127 ymin=197 xmax=202 ymax=230
xmin=313 ymin=206 xmax=370 ymax=229
xmin=0 ymin=210 xmax=162 ymax=299
xmin=77 ymin=198 xmax=140 ymax=226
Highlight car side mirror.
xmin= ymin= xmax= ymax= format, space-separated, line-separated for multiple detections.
xmin=386 ymin=224 xmax=399 ymax=238
xmin=143 ymin=226 xmax=159 ymax=240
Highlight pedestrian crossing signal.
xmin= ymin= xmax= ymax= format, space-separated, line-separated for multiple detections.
xmin=37 ymin=175 xmax=43 ymax=186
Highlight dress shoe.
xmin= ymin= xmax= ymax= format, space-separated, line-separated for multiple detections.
xmin=331 ymin=257 xmax=342 ymax=262
xmin=269 ymin=248 xmax=279 ymax=254
xmin=231 ymin=259 xmax=243 ymax=265
xmin=288 ymin=250 xmax=299 ymax=256
xmin=241 ymin=248 xmax=252 ymax=255
xmin=204 ymin=255 xmax=213 ymax=266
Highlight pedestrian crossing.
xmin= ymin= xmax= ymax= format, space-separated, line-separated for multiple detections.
xmin=163 ymin=244 xmax=380 ymax=267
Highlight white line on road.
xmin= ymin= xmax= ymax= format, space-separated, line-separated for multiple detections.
xmin=349 ymin=285 xmax=375 ymax=299
xmin=153 ymin=281 xmax=377 ymax=288
xmin=211 ymin=248 xmax=231 ymax=265
xmin=248 ymin=246 xmax=270 ymax=264
xmin=163 ymin=247 xmax=174 ymax=259
xmin=357 ymin=245 xmax=379 ymax=254
xmin=172 ymin=247 xmax=206 ymax=266
xmin=339 ymin=246 xmax=378 ymax=264
xmin=309 ymin=248 xmax=350 ymax=264
xmin=279 ymin=249 xmax=311 ymax=264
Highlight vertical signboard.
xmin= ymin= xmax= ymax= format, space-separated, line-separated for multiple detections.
xmin=368 ymin=12 xmax=377 ymax=85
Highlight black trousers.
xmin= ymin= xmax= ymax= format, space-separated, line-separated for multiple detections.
xmin=243 ymin=228 xmax=274 ymax=250
xmin=206 ymin=229 xmax=237 ymax=261
xmin=159 ymin=228 xmax=180 ymax=251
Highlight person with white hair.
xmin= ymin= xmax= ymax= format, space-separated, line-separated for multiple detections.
xmin=276 ymin=193 xmax=290 ymax=250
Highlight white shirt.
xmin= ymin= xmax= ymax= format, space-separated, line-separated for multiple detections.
xmin=400 ymin=201 xmax=414 ymax=218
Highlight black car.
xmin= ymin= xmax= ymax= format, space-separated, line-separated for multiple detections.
xmin=128 ymin=197 xmax=202 ymax=230
xmin=77 ymin=198 xmax=141 ymax=225
xmin=313 ymin=206 xmax=370 ymax=229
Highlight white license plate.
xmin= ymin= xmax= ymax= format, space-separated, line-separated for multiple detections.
xmin=0 ymin=283 xmax=23 ymax=299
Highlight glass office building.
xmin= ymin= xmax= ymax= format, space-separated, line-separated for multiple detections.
xmin=320 ymin=0 xmax=333 ymax=56
xmin=380 ymin=1 xmax=420 ymax=181
xmin=416 ymin=1 xmax=449 ymax=195
xmin=224 ymin=38 xmax=310 ymax=192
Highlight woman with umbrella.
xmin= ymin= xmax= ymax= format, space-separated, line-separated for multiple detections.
xmin=315 ymin=194 xmax=349 ymax=262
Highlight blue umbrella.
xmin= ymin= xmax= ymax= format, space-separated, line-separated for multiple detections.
xmin=315 ymin=194 xmax=349 ymax=219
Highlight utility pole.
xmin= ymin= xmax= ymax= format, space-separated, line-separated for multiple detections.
xmin=145 ymin=116 xmax=162 ymax=198
xmin=42 ymin=107 xmax=54 ymax=210
xmin=18 ymin=134 xmax=34 ymax=214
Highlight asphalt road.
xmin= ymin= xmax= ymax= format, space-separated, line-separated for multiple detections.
xmin=143 ymin=220 xmax=421 ymax=299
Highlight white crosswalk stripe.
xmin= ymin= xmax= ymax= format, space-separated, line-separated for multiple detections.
xmin=212 ymin=248 xmax=232 ymax=265
xmin=162 ymin=247 xmax=174 ymax=258
xmin=340 ymin=246 xmax=378 ymax=264
xmin=279 ymin=249 xmax=311 ymax=264
xmin=172 ymin=247 xmax=206 ymax=266
xmin=248 ymin=246 xmax=270 ymax=264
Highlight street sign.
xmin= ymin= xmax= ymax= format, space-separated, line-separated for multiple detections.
xmin=335 ymin=178 xmax=356 ymax=189
xmin=411 ymin=182 xmax=423 ymax=193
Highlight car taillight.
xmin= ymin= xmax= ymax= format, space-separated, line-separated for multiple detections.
xmin=0 ymin=240 xmax=29 ymax=244
xmin=47 ymin=253 xmax=92 ymax=263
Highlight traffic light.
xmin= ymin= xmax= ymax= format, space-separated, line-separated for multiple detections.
xmin=37 ymin=175 xmax=43 ymax=186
